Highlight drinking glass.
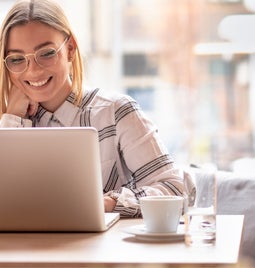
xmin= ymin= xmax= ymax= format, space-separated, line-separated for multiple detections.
xmin=184 ymin=171 xmax=217 ymax=246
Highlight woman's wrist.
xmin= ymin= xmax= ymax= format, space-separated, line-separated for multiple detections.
xmin=109 ymin=191 xmax=120 ymax=202
xmin=0 ymin=113 xmax=32 ymax=127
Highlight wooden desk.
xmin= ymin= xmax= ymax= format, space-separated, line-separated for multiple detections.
xmin=0 ymin=215 xmax=244 ymax=267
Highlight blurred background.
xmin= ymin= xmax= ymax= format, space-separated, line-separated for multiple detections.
xmin=2 ymin=0 xmax=255 ymax=172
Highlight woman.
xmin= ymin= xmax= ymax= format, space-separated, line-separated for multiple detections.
xmin=0 ymin=0 xmax=191 ymax=217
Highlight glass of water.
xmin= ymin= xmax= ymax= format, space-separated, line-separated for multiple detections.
xmin=184 ymin=171 xmax=217 ymax=247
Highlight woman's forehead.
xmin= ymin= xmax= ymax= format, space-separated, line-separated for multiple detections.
xmin=7 ymin=22 xmax=63 ymax=51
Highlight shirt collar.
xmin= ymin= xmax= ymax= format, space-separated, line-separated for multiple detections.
xmin=32 ymin=92 xmax=79 ymax=127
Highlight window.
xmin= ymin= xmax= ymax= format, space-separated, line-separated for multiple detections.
xmin=123 ymin=54 xmax=158 ymax=76
xmin=126 ymin=87 xmax=155 ymax=111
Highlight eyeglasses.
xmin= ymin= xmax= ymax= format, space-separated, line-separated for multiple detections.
xmin=4 ymin=38 xmax=69 ymax=73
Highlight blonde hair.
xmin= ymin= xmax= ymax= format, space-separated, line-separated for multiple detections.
xmin=0 ymin=0 xmax=84 ymax=116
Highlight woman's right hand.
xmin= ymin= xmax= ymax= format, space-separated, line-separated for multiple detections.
xmin=6 ymin=86 xmax=38 ymax=118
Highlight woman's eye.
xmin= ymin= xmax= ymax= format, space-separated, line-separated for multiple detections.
xmin=9 ymin=56 xmax=25 ymax=65
xmin=39 ymin=49 xmax=56 ymax=58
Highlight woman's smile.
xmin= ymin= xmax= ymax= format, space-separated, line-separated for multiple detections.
xmin=26 ymin=76 xmax=52 ymax=87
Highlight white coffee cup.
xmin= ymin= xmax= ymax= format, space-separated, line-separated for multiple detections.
xmin=140 ymin=196 xmax=183 ymax=233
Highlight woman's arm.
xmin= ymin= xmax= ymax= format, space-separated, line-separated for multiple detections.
xmin=108 ymin=96 xmax=194 ymax=217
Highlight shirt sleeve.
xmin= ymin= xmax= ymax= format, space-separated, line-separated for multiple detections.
xmin=111 ymin=96 xmax=195 ymax=217
xmin=0 ymin=114 xmax=32 ymax=128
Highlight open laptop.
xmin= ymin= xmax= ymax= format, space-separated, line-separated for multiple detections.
xmin=0 ymin=127 xmax=120 ymax=232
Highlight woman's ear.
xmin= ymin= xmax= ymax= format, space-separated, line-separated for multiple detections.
xmin=67 ymin=36 xmax=77 ymax=62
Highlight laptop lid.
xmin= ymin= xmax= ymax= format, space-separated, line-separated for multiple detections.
xmin=0 ymin=127 xmax=119 ymax=232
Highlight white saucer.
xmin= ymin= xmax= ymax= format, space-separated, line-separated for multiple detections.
xmin=122 ymin=224 xmax=185 ymax=242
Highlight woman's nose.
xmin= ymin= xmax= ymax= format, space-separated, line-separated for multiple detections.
xmin=26 ymin=56 xmax=43 ymax=72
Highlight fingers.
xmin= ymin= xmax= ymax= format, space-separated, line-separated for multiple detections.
xmin=27 ymin=101 xmax=38 ymax=116
xmin=6 ymin=86 xmax=38 ymax=118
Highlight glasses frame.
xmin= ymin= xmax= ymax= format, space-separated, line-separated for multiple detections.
xmin=4 ymin=37 xmax=69 ymax=74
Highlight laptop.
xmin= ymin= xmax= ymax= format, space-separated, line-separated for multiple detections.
xmin=0 ymin=127 xmax=120 ymax=232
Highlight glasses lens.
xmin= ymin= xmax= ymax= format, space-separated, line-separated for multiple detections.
xmin=5 ymin=42 xmax=63 ymax=73
xmin=36 ymin=48 xmax=58 ymax=67
xmin=5 ymin=54 xmax=27 ymax=73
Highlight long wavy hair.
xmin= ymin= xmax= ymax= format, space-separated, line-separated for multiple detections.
xmin=0 ymin=0 xmax=84 ymax=116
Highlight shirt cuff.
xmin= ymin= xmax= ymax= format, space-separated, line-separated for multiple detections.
xmin=0 ymin=114 xmax=32 ymax=128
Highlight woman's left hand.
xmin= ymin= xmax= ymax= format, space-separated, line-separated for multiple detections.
xmin=104 ymin=196 xmax=117 ymax=212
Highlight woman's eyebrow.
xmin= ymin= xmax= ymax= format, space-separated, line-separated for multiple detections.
xmin=6 ymin=41 xmax=55 ymax=54
xmin=6 ymin=48 xmax=23 ymax=54
xmin=34 ymin=41 xmax=54 ymax=51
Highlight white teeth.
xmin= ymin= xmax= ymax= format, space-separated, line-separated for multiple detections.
xmin=28 ymin=78 xmax=48 ymax=87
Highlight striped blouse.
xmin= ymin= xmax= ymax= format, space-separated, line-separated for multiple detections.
xmin=0 ymin=88 xmax=184 ymax=217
